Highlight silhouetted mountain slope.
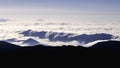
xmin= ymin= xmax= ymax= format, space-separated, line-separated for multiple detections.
xmin=90 ymin=41 xmax=120 ymax=53
xmin=0 ymin=41 xmax=20 ymax=52
xmin=0 ymin=41 xmax=120 ymax=65
xmin=0 ymin=40 xmax=120 ymax=54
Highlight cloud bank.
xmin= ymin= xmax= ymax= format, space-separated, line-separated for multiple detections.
xmin=0 ymin=20 xmax=120 ymax=47
xmin=0 ymin=18 xmax=9 ymax=22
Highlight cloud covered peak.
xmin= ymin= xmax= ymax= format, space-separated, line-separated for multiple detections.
xmin=20 ymin=30 xmax=114 ymax=47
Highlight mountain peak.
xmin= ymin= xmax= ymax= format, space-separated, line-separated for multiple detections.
xmin=23 ymin=38 xmax=40 ymax=46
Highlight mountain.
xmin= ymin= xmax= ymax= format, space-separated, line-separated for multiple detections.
xmin=0 ymin=41 xmax=20 ymax=52
xmin=0 ymin=40 xmax=120 ymax=65
xmin=0 ymin=40 xmax=120 ymax=53
xmin=90 ymin=40 xmax=120 ymax=52
xmin=21 ymin=30 xmax=113 ymax=44
xmin=22 ymin=38 xmax=40 ymax=46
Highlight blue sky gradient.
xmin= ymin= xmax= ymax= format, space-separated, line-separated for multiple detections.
xmin=0 ymin=0 xmax=120 ymax=23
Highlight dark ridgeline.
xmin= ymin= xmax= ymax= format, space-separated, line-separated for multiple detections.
xmin=0 ymin=41 xmax=20 ymax=52
xmin=0 ymin=41 xmax=120 ymax=65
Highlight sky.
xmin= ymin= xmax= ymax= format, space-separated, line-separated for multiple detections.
xmin=0 ymin=0 xmax=120 ymax=46
xmin=0 ymin=0 xmax=120 ymax=23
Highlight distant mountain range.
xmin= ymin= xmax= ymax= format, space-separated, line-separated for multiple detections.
xmin=3 ymin=30 xmax=116 ymax=47
xmin=21 ymin=30 xmax=113 ymax=43
xmin=20 ymin=30 xmax=113 ymax=46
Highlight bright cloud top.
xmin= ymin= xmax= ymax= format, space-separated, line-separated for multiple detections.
xmin=0 ymin=20 xmax=120 ymax=47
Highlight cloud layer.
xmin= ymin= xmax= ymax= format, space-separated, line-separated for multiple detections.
xmin=0 ymin=20 xmax=120 ymax=47
xmin=0 ymin=19 xmax=9 ymax=22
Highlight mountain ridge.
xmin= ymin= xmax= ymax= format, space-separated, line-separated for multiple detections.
xmin=0 ymin=40 xmax=120 ymax=64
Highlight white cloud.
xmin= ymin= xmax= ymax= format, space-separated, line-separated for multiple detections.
xmin=36 ymin=19 xmax=44 ymax=21
xmin=0 ymin=20 xmax=120 ymax=47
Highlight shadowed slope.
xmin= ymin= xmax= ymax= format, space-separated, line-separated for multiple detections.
xmin=0 ymin=41 xmax=120 ymax=65
xmin=0 ymin=41 xmax=20 ymax=52
xmin=90 ymin=41 xmax=120 ymax=52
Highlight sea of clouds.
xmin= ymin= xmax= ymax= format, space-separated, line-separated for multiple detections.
xmin=0 ymin=19 xmax=120 ymax=47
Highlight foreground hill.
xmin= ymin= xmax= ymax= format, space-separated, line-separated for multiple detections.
xmin=0 ymin=41 xmax=120 ymax=65
xmin=90 ymin=41 xmax=120 ymax=52
xmin=0 ymin=41 xmax=20 ymax=52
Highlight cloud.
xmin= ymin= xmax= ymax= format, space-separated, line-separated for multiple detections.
xmin=0 ymin=18 xmax=10 ymax=22
xmin=36 ymin=19 xmax=44 ymax=21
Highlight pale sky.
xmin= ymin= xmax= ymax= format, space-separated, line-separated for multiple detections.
xmin=0 ymin=0 xmax=120 ymax=23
